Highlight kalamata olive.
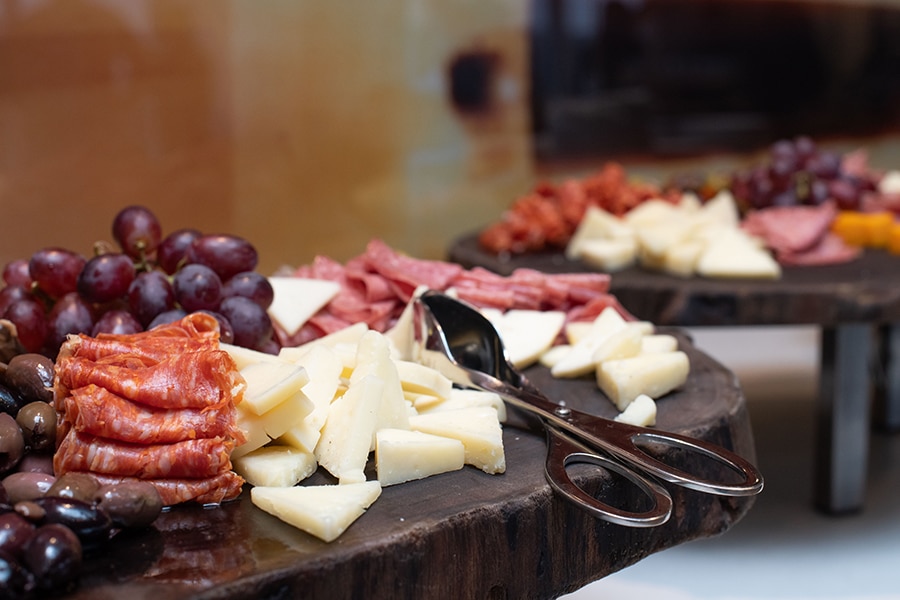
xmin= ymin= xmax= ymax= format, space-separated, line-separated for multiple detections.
xmin=0 ymin=549 xmax=35 ymax=599
xmin=47 ymin=473 xmax=100 ymax=504
xmin=23 ymin=523 xmax=82 ymax=592
xmin=95 ymin=481 xmax=163 ymax=529
xmin=0 ymin=512 xmax=35 ymax=559
xmin=0 ymin=384 xmax=23 ymax=418
xmin=31 ymin=497 xmax=112 ymax=546
xmin=0 ymin=414 xmax=24 ymax=474
xmin=3 ymin=354 xmax=54 ymax=405
xmin=1 ymin=472 xmax=55 ymax=503
xmin=14 ymin=453 xmax=53 ymax=476
xmin=14 ymin=402 xmax=56 ymax=453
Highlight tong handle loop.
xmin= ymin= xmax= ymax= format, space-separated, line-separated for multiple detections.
xmin=544 ymin=426 xmax=673 ymax=527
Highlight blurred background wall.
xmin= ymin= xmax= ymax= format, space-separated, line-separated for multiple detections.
xmin=1 ymin=0 xmax=899 ymax=274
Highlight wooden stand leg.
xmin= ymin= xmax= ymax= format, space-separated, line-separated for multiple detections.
xmin=874 ymin=324 xmax=900 ymax=432
xmin=815 ymin=324 xmax=872 ymax=514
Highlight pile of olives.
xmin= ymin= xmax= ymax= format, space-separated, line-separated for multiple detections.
xmin=0 ymin=350 xmax=164 ymax=598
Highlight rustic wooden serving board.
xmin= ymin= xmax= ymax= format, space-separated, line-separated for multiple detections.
xmin=67 ymin=332 xmax=757 ymax=600
xmin=448 ymin=231 xmax=900 ymax=327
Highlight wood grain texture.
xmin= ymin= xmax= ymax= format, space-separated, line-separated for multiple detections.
xmin=449 ymin=231 xmax=900 ymax=327
xmin=66 ymin=333 xmax=756 ymax=600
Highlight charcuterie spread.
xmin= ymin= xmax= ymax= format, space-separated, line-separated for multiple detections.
xmin=477 ymin=136 xmax=900 ymax=277
xmin=0 ymin=206 xmax=706 ymax=597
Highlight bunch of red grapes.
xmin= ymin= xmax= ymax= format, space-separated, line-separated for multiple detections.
xmin=0 ymin=206 xmax=276 ymax=358
xmin=729 ymin=135 xmax=879 ymax=211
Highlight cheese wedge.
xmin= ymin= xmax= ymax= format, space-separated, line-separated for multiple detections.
xmin=351 ymin=330 xmax=410 ymax=439
xmin=641 ymin=334 xmax=679 ymax=354
xmin=251 ymin=481 xmax=382 ymax=543
xmin=291 ymin=344 xmax=344 ymax=434
xmin=489 ymin=309 xmax=566 ymax=369
xmin=419 ymin=388 xmax=507 ymax=423
xmin=375 ymin=428 xmax=465 ymax=486
xmin=614 ymin=393 xmax=657 ymax=427
xmin=566 ymin=205 xmax=634 ymax=260
xmin=579 ymin=237 xmax=638 ymax=272
xmin=696 ymin=230 xmax=781 ymax=279
xmin=267 ymin=277 xmax=341 ymax=337
xmin=279 ymin=322 xmax=369 ymax=361
xmin=233 ymin=391 xmax=314 ymax=458
xmin=240 ymin=360 xmax=311 ymax=416
xmin=591 ymin=326 xmax=643 ymax=365
xmin=315 ymin=373 xmax=383 ymax=484
xmin=232 ymin=445 xmax=317 ymax=487
xmin=539 ymin=344 xmax=571 ymax=368
xmin=551 ymin=307 xmax=627 ymax=378
xmin=409 ymin=406 xmax=505 ymax=474
xmin=395 ymin=360 xmax=454 ymax=400
xmin=596 ymin=351 xmax=690 ymax=411
xmin=222 ymin=343 xmax=288 ymax=370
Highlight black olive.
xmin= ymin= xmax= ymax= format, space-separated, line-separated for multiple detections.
xmin=23 ymin=523 xmax=81 ymax=593
xmin=0 ymin=384 xmax=23 ymax=418
xmin=30 ymin=497 xmax=112 ymax=546
xmin=15 ymin=402 xmax=57 ymax=453
xmin=0 ymin=414 xmax=24 ymax=475
xmin=3 ymin=355 xmax=54 ymax=405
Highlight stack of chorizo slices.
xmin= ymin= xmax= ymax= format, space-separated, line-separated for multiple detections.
xmin=52 ymin=313 xmax=247 ymax=506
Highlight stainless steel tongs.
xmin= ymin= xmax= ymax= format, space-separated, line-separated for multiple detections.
xmin=412 ymin=290 xmax=764 ymax=527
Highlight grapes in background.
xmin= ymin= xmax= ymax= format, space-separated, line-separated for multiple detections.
xmin=222 ymin=271 xmax=274 ymax=309
xmin=92 ymin=310 xmax=142 ymax=336
xmin=187 ymin=234 xmax=258 ymax=281
xmin=0 ymin=287 xmax=33 ymax=317
xmin=127 ymin=270 xmax=175 ymax=328
xmin=28 ymin=249 xmax=85 ymax=300
xmin=219 ymin=296 xmax=273 ymax=350
xmin=156 ymin=228 xmax=201 ymax=275
xmin=198 ymin=310 xmax=235 ymax=345
xmin=2 ymin=300 xmax=48 ymax=354
xmin=173 ymin=264 xmax=223 ymax=313
xmin=112 ymin=205 xmax=162 ymax=260
xmin=147 ymin=308 xmax=187 ymax=330
xmin=76 ymin=253 xmax=135 ymax=304
xmin=44 ymin=293 xmax=95 ymax=356
xmin=2 ymin=260 xmax=32 ymax=288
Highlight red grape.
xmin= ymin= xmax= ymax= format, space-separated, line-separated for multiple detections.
xmin=91 ymin=310 xmax=142 ymax=336
xmin=172 ymin=264 xmax=222 ymax=313
xmin=187 ymin=234 xmax=258 ymax=281
xmin=222 ymin=272 xmax=274 ymax=309
xmin=112 ymin=206 xmax=162 ymax=259
xmin=198 ymin=310 xmax=235 ymax=345
xmin=28 ymin=249 xmax=85 ymax=300
xmin=2 ymin=260 xmax=32 ymax=288
xmin=45 ymin=293 xmax=95 ymax=356
xmin=218 ymin=296 xmax=273 ymax=350
xmin=127 ymin=271 xmax=175 ymax=327
xmin=76 ymin=253 xmax=136 ymax=304
xmin=156 ymin=228 xmax=201 ymax=275
xmin=147 ymin=308 xmax=187 ymax=330
xmin=2 ymin=300 xmax=47 ymax=354
xmin=0 ymin=286 xmax=33 ymax=316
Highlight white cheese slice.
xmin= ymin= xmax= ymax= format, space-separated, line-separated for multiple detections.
xmin=641 ymin=334 xmax=679 ymax=354
xmin=663 ymin=238 xmax=707 ymax=278
xmin=395 ymin=360 xmax=454 ymax=400
xmin=566 ymin=205 xmax=634 ymax=260
xmin=579 ymin=237 xmax=638 ymax=272
xmin=539 ymin=344 xmax=571 ymax=368
xmin=276 ymin=419 xmax=322 ymax=454
xmin=419 ymin=388 xmax=507 ymax=423
xmin=551 ymin=307 xmax=627 ymax=378
xmin=382 ymin=285 xmax=428 ymax=362
xmin=232 ymin=445 xmax=317 ymax=487
xmin=222 ymin=342 xmax=289 ymax=370
xmin=696 ymin=230 xmax=781 ymax=279
xmin=290 ymin=344 xmax=344 ymax=435
xmin=240 ymin=360 xmax=311 ymax=416
xmin=315 ymin=373 xmax=383 ymax=484
xmin=279 ymin=322 xmax=369 ymax=361
xmin=489 ymin=309 xmax=566 ymax=369
xmin=267 ymin=277 xmax=341 ymax=337
xmin=591 ymin=326 xmax=643 ymax=365
xmin=350 ymin=330 xmax=410 ymax=445
xmin=375 ymin=428 xmax=465 ymax=486
xmin=233 ymin=390 xmax=314 ymax=458
xmin=409 ymin=406 xmax=505 ymax=474
xmin=596 ymin=351 xmax=690 ymax=411
xmin=614 ymin=393 xmax=657 ymax=427
xmin=251 ymin=481 xmax=382 ymax=543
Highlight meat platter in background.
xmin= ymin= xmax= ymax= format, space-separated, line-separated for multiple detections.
xmin=477 ymin=136 xmax=900 ymax=278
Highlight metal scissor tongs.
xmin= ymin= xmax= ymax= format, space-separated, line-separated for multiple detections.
xmin=413 ymin=290 xmax=764 ymax=527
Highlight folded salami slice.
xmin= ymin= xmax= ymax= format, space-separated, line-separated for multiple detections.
xmin=56 ymin=350 xmax=243 ymax=410
xmin=54 ymin=431 xmax=235 ymax=480
xmin=62 ymin=384 xmax=244 ymax=445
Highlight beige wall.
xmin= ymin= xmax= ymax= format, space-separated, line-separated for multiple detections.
xmin=0 ymin=0 xmax=533 ymax=275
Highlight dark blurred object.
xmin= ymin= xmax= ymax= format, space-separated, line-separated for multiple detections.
xmin=531 ymin=0 xmax=900 ymax=161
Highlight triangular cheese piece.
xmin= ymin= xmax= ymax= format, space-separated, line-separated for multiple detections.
xmin=267 ymin=277 xmax=341 ymax=337
xmin=251 ymin=481 xmax=382 ymax=542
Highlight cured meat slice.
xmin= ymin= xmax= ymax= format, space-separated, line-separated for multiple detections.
xmin=777 ymin=232 xmax=862 ymax=266
xmin=741 ymin=202 xmax=838 ymax=256
xmin=85 ymin=471 xmax=245 ymax=506
xmin=62 ymin=385 xmax=244 ymax=445
xmin=362 ymin=239 xmax=464 ymax=302
xmin=54 ymin=431 xmax=235 ymax=479
xmin=56 ymin=350 xmax=243 ymax=410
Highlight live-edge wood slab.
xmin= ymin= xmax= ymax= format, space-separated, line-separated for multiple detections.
xmin=64 ymin=333 xmax=757 ymax=600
